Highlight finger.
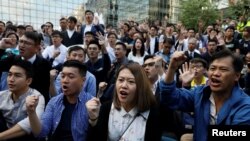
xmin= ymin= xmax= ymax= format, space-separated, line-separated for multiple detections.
xmin=178 ymin=68 xmax=183 ymax=75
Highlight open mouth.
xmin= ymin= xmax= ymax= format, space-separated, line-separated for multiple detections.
xmin=62 ymin=85 xmax=69 ymax=91
xmin=210 ymin=78 xmax=221 ymax=86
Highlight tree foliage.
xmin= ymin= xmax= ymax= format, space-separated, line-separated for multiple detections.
xmin=178 ymin=0 xmax=219 ymax=30
xmin=223 ymin=0 xmax=250 ymax=20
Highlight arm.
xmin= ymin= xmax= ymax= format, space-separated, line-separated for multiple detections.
xmin=0 ymin=124 xmax=26 ymax=140
xmin=49 ymin=69 xmax=59 ymax=97
xmin=84 ymin=72 xmax=97 ymax=97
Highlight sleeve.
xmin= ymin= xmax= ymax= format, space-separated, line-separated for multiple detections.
xmin=17 ymin=94 xmax=45 ymax=133
xmin=84 ymin=72 xmax=97 ymax=97
xmin=42 ymin=48 xmax=49 ymax=59
xmin=38 ymin=99 xmax=55 ymax=138
xmin=54 ymin=73 xmax=62 ymax=95
xmin=159 ymin=80 xmax=195 ymax=112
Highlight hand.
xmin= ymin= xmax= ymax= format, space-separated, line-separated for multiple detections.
xmin=52 ymin=50 xmax=60 ymax=58
xmin=96 ymin=31 xmax=105 ymax=46
xmin=179 ymin=62 xmax=195 ymax=85
xmin=0 ymin=38 xmax=15 ymax=49
xmin=169 ymin=51 xmax=187 ymax=71
xmin=98 ymin=82 xmax=107 ymax=92
xmin=86 ymin=97 xmax=101 ymax=120
xmin=26 ymin=95 xmax=39 ymax=114
xmin=50 ymin=69 xmax=58 ymax=81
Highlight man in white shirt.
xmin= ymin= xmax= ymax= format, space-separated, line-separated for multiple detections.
xmin=42 ymin=30 xmax=68 ymax=68
xmin=80 ymin=10 xmax=104 ymax=40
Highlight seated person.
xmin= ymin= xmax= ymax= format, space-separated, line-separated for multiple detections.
xmin=0 ymin=60 xmax=45 ymax=141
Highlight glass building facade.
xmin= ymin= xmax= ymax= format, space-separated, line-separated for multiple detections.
xmin=0 ymin=0 xmax=85 ymax=30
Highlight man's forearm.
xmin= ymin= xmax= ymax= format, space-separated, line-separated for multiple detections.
xmin=165 ymin=66 xmax=176 ymax=83
xmin=27 ymin=112 xmax=42 ymax=136
xmin=0 ymin=124 xmax=27 ymax=140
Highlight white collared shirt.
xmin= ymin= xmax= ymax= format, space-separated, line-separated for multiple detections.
xmin=84 ymin=24 xmax=93 ymax=36
xmin=67 ymin=29 xmax=75 ymax=39
xmin=209 ymin=94 xmax=217 ymax=125
xmin=108 ymin=104 xmax=149 ymax=141
xmin=42 ymin=44 xmax=68 ymax=67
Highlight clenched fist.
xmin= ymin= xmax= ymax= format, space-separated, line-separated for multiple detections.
xmin=26 ymin=95 xmax=39 ymax=114
xmin=85 ymin=97 xmax=101 ymax=121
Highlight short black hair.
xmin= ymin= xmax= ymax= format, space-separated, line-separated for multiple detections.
xmin=68 ymin=16 xmax=77 ymax=23
xmin=0 ymin=21 xmax=5 ymax=26
xmin=115 ymin=42 xmax=127 ymax=51
xmin=17 ymin=25 xmax=25 ymax=30
xmin=85 ymin=31 xmax=95 ymax=37
xmin=60 ymin=17 xmax=67 ymax=21
xmin=68 ymin=45 xmax=85 ymax=56
xmin=24 ymin=32 xmax=41 ymax=45
xmin=163 ymin=38 xmax=174 ymax=46
xmin=6 ymin=25 xmax=17 ymax=32
xmin=107 ymin=32 xmax=118 ymax=39
xmin=210 ymin=50 xmax=243 ymax=73
xmin=46 ymin=22 xmax=54 ymax=28
xmin=51 ymin=30 xmax=63 ymax=38
xmin=190 ymin=58 xmax=208 ymax=69
xmin=85 ymin=10 xmax=94 ymax=15
xmin=62 ymin=60 xmax=87 ymax=77
xmin=12 ymin=60 xmax=33 ymax=78
xmin=88 ymin=40 xmax=101 ymax=49
xmin=143 ymin=55 xmax=155 ymax=63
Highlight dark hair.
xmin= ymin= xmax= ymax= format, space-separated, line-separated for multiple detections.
xmin=24 ymin=32 xmax=41 ymax=45
xmin=51 ymin=30 xmax=63 ymax=38
xmin=113 ymin=62 xmax=156 ymax=112
xmin=150 ymin=25 xmax=158 ymax=30
xmin=123 ymin=23 xmax=130 ymax=29
xmin=143 ymin=55 xmax=155 ymax=63
xmin=12 ymin=60 xmax=33 ymax=78
xmin=107 ymin=32 xmax=118 ymax=39
xmin=5 ymin=25 xmax=17 ymax=32
xmin=62 ymin=60 xmax=87 ymax=77
xmin=25 ymin=25 xmax=33 ymax=30
xmin=68 ymin=45 xmax=86 ymax=56
xmin=68 ymin=16 xmax=77 ymax=23
xmin=163 ymin=37 xmax=174 ymax=46
xmin=85 ymin=10 xmax=94 ymax=15
xmin=132 ymin=38 xmax=145 ymax=56
xmin=190 ymin=58 xmax=208 ymax=69
xmin=88 ymin=40 xmax=101 ymax=49
xmin=6 ymin=32 xmax=19 ymax=44
xmin=210 ymin=50 xmax=243 ymax=73
xmin=17 ymin=25 xmax=25 ymax=30
xmin=225 ymin=26 xmax=235 ymax=31
xmin=208 ymin=38 xmax=218 ymax=44
xmin=46 ymin=22 xmax=54 ymax=28
xmin=85 ymin=31 xmax=95 ymax=37
xmin=60 ymin=17 xmax=67 ymax=21
xmin=0 ymin=21 xmax=5 ymax=26
xmin=115 ymin=42 xmax=127 ymax=51
xmin=187 ymin=28 xmax=195 ymax=32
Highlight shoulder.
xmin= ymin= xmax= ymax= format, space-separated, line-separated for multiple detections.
xmin=0 ymin=90 xmax=10 ymax=97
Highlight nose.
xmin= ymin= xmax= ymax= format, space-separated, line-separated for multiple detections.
xmin=121 ymin=80 xmax=128 ymax=88
xmin=61 ymin=76 xmax=69 ymax=83
xmin=211 ymin=69 xmax=221 ymax=77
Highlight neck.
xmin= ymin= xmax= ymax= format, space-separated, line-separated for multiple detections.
xmin=194 ymin=76 xmax=203 ymax=85
xmin=66 ymin=95 xmax=78 ymax=104
xmin=12 ymin=87 xmax=29 ymax=102
xmin=54 ymin=44 xmax=61 ymax=48
xmin=211 ymin=87 xmax=233 ymax=113
xmin=245 ymin=36 xmax=250 ymax=41
xmin=90 ymin=57 xmax=98 ymax=63
xmin=136 ymin=50 xmax=141 ymax=56
xmin=122 ymin=103 xmax=135 ymax=112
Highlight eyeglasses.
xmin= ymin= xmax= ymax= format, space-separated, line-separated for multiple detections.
xmin=18 ymin=40 xmax=35 ymax=46
xmin=142 ymin=62 xmax=155 ymax=68
xmin=191 ymin=65 xmax=203 ymax=69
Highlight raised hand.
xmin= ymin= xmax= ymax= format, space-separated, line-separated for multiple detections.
xmin=169 ymin=51 xmax=187 ymax=71
xmin=0 ymin=38 xmax=15 ymax=49
xmin=86 ymin=97 xmax=101 ymax=121
xmin=97 ymin=82 xmax=108 ymax=98
xmin=96 ymin=31 xmax=106 ymax=46
xmin=179 ymin=62 xmax=195 ymax=85
xmin=26 ymin=95 xmax=39 ymax=114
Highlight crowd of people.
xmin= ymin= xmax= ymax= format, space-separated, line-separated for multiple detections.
xmin=0 ymin=9 xmax=250 ymax=141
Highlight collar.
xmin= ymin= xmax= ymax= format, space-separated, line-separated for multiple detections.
xmin=22 ymin=54 xmax=36 ymax=64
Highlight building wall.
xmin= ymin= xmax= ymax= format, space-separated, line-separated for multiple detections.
xmin=0 ymin=0 xmax=85 ymax=30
